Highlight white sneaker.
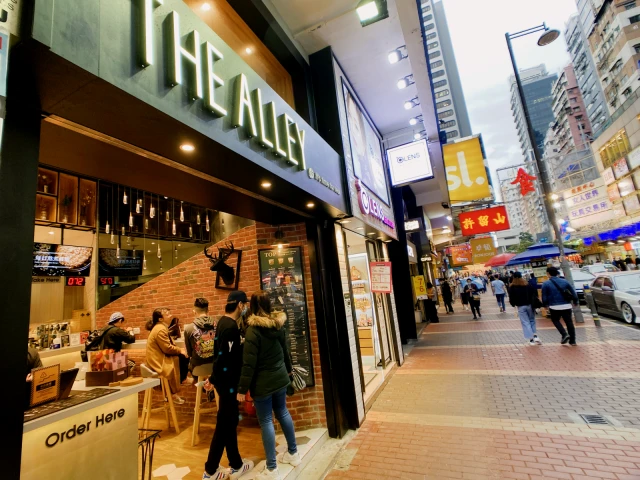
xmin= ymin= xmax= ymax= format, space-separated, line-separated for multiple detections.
xmin=229 ymin=459 xmax=254 ymax=479
xmin=528 ymin=339 xmax=536 ymax=346
xmin=533 ymin=336 xmax=542 ymax=345
xmin=278 ymin=451 xmax=301 ymax=467
xmin=255 ymin=467 xmax=280 ymax=480
xmin=172 ymin=395 xmax=186 ymax=405
xmin=203 ymin=466 xmax=230 ymax=480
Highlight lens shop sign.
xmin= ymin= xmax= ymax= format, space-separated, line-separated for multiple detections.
xmin=21 ymin=396 xmax=138 ymax=480
xmin=31 ymin=0 xmax=345 ymax=212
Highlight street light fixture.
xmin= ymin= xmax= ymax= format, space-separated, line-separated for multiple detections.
xmin=506 ymin=23 xmax=584 ymax=323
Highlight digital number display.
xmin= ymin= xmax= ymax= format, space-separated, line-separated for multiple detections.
xmin=99 ymin=277 xmax=115 ymax=286
xmin=66 ymin=277 xmax=86 ymax=287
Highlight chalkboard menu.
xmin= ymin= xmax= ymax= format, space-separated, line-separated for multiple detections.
xmin=258 ymin=247 xmax=314 ymax=386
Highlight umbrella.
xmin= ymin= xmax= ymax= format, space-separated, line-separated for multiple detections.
xmin=506 ymin=243 xmax=578 ymax=266
xmin=483 ymin=253 xmax=516 ymax=267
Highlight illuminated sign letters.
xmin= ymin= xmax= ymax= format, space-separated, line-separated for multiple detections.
xmin=139 ymin=0 xmax=305 ymax=170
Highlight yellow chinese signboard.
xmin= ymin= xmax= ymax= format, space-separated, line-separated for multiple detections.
xmin=443 ymin=137 xmax=491 ymax=203
xmin=470 ymin=237 xmax=496 ymax=264
xmin=412 ymin=275 xmax=429 ymax=300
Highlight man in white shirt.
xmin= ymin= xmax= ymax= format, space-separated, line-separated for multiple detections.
xmin=490 ymin=276 xmax=507 ymax=312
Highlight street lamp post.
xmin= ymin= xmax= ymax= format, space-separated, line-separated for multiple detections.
xmin=506 ymin=24 xmax=585 ymax=323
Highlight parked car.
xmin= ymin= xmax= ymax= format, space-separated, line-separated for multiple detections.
xmin=589 ymin=272 xmax=640 ymax=324
xmin=581 ymin=263 xmax=620 ymax=275
xmin=570 ymin=269 xmax=595 ymax=304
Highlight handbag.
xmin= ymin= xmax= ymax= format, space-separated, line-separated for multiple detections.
xmin=291 ymin=366 xmax=307 ymax=392
xmin=550 ymin=278 xmax=575 ymax=304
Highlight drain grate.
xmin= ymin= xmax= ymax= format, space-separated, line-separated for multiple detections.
xmin=579 ymin=414 xmax=612 ymax=426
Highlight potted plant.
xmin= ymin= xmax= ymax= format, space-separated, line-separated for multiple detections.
xmin=37 ymin=198 xmax=49 ymax=220
xmin=61 ymin=195 xmax=73 ymax=223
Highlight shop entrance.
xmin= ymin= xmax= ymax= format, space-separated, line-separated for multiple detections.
xmin=344 ymin=230 xmax=395 ymax=404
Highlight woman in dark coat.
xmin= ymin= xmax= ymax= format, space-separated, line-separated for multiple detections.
xmin=237 ymin=292 xmax=300 ymax=479
xmin=441 ymin=280 xmax=454 ymax=314
xmin=464 ymin=279 xmax=481 ymax=319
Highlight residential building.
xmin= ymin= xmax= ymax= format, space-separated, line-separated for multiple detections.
xmin=587 ymin=0 xmax=640 ymax=118
xmin=510 ymin=65 xmax=558 ymax=160
xmin=550 ymin=64 xmax=593 ymax=154
xmin=565 ymin=13 xmax=610 ymax=133
xmin=420 ymin=0 xmax=472 ymax=141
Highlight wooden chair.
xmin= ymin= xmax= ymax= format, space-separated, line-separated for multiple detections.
xmin=140 ymin=364 xmax=181 ymax=434
xmin=191 ymin=363 xmax=217 ymax=446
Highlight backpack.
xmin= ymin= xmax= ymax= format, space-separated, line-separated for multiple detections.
xmin=193 ymin=325 xmax=216 ymax=359
xmin=80 ymin=326 xmax=114 ymax=361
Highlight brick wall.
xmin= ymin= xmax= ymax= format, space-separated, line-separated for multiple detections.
xmin=96 ymin=223 xmax=326 ymax=429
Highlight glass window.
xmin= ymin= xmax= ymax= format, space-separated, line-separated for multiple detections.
xmin=436 ymin=99 xmax=452 ymax=109
xmin=430 ymin=51 xmax=441 ymax=59
xmin=433 ymin=79 xmax=448 ymax=89
xmin=603 ymin=277 xmax=614 ymax=288
xmin=592 ymin=277 xmax=603 ymax=288
xmin=422 ymin=5 xmax=431 ymax=12
xmin=630 ymin=14 xmax=640 ymax=24
xmin=425 ymin=23 xmax=435 ymax=31
xmin=426 ymin=32 xmax=437 ymax=41
xmin=438 ymin=109 xmax=453 ymax=119
xmin=615 ymin=273 xmax=640 ymax=290
xmin=435 ymin=89 xmax=450 ymax=99
xmin=432 ymin=70 xmax=445 ymax=78
xmin=424 ymin=14 xmax=433 ymax=21
xmin=446 ymin=130 xmax=459 ymax=139
xmin=430 ymin=60 xmax=443 ymax=69
xmin=427 ymin=41 xmax=439 ymax=50
xmin=440 ymin=120 xmax=457 ymax=128
xmin=634 ymin=43 xmax=640 ymax=53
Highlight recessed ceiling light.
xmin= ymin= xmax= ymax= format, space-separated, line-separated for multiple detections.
xmin=607 ymin=241 xmax=615 ymax=245
xmin=404 ymin=101 xmax=414 ymax=110
xmin=180 ymin=143 xmax=195 ymax=152
xmin=414 ymin=133 xmax=421 ymax=140
xmin=367 ymin=232 xmax=376 ymax=236
xmin=201 ymin=2 xmax=211 ymax=11
xmin=151 ymin=242 xmax=155 ymax=245
xmin=177 ymin=244 xmax=181 ymax=247
xmin=409 ymin=117 xmax=418 ymax=126
xmin=306 ymin=202 xmax=315 ymax=208
xmin=357 ymin=227 xmax=364 ymax=230
xmin=147 ymin=250 xmax=151 ymax=253
xmin=356 ymin=0 xmax=378 ymax=22
xmin=446 ymin=215 xmax=453 ymax=220
xmin=48 ymin=230 xmax=55 ymax=235
xmin=339 ymin=219 xmax=351 ymax=224
xmin=245 ymin=47 xmax=252 ymax=54
xmin=261 ymin=181 xmax=272 ymax=188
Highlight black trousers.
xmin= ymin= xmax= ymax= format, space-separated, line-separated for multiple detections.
xmin=443 ymin=298 xmax=454 ymax=313
xmin=470 ymin=300 xmax=481 ymax=318
xmin=426 ymin=300 xmax=439 ymax=322
xmin=549 ymin=308 xmax=576 ymax=343
xmin=205 ymin=390 xmax=243 ymax=473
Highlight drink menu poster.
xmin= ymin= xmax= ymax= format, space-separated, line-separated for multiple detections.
xmin=370 ymin=261 xmax=392 ymax=293
xmin=258 ymin=247 xmax=314 ymax=386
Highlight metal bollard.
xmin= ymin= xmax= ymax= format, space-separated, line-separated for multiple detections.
xmin=583 ymin=285 xmax=601 ymax=328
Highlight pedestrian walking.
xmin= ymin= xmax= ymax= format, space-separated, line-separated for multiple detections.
xmin=202 ymin=291 xmax=254 ymax=480
xmin=490 ymin=275 xmax=507 ymax=312
xmin=509 ymin=272 xmax=541 ymax=345
xmin=464 ymin=279 xmax=481 ymax=319
xmin=238 ymin=293 xmax=300 ymax=480
xmin=542 ymin=266 xmax=579 ymax=346
xmin=441 ymin=280 xmax=454 ymax=314
xmin=460 ymin=280 xmax=470 ymax=311
xmin=425 ymin=282 xmax=440 ymax=322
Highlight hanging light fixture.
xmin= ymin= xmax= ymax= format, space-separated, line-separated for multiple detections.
xmin=110 ymin=231 xmax=115 ymax=244
xmin=172 ymin=219 xmax=177 ymax=235
xmin=189 ymin=225 xmax=193 ymax=238
xmin=150 ymin=194 xmax=155 ymax=218
xmin=123 ymin=188 xmax=128 ymax=205
xmin=105 ymin=189 xmax=111 ymax=234
xmin=145 ymin=218 xmax=149 ymax=230
xmin=206 ymin=212 xmax=210 ymax=232
xmin=122 ymin=225 xmax=126 ymax=235
xmin=127 ymin=236 xmax=131 ymax=245
xmin=175 ymin=246 xmax=178 ymax=259
xmin=129 ymin=212 xmax=134 ymax=227
xmin=180 ymin=202 xmax=184 ymax=222
xmin=271 ymin=226 xmax=290 ymax=249
xmin=105 ymin=221 xmax=110 ymax=234
xmin=196 ymin=211 xmax=201 ymax=225
xmin=157 ymin=206 xmax=162 ymax=259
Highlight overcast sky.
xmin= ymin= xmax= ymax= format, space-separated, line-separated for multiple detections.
xmin=440 ymin=0 xmax=580 ymax=189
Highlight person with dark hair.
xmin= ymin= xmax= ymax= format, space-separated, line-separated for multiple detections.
xmin=102 ymin=312 xmax=136 ymax=352
xmin=425 ymin=281 xmax=440 ymax=322
xmin=464 ymin=279 xmax=481 ymax=319
xmin=145 ymin=307 xmax=187 ymax=404
xmin=184 ymin=297 xmax=216 ymax=371
xmin=203 ymin=291 xmax=253 ymax=480
xmin=491 ymin=275 xmax=507 ymax=313
xmin=441 ymin=280 xmax=454 ymax=314
xmin=542 ymin=266 xmax=579 ymax=346
xmin=238 ymin=292 xmax=299 ymax=480
xmin=509 ymin=272 xmax=541 ymax=345
xmin=26 ymin=346 xmax=43 ymax=381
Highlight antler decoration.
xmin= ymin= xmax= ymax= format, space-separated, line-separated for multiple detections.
xmin=204 ymin=242 xmax=237 ymax=285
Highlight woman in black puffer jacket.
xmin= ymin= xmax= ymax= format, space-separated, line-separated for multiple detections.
xmin=237 ymin=292 xmax=299 ymax=480
xmin=509 ymin=272 xmax=541 ymax=345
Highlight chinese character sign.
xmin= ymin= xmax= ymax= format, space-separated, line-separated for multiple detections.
xmin=449 ymin=244 xmax=472 ymax=266
xmin=511 ymin=168 xmax=537 ymax=196
xmin=443 ymin=137 xmax=491 ymax=203
xmin=458 ymin=206 xmax=510 ymax=236
xmin=470 ymin=237 xmax=497 ymax=264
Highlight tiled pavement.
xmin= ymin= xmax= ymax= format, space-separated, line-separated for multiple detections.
xmin=326 ymin=298 xmax=640 ymax=479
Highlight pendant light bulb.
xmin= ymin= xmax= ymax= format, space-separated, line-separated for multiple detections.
xmin=110 ymin=232 xmax=115 ymax=244
xmin=160 ymin=259 xmax=163 ymax=270
xmin=180 ymin=204 xmax=184 ymax=222
xmin=127 ymin=236 xmax=131 ymax=245
xmin=129 ymin=213 xmax=133 ymax=227
xmin=206 ymin=215 xmax=210 ymax=232
xmin=150 ymin=205 xmax=155 ymax=219
xmin=157 ymin=243 xmax=162 ymax=258
xmin=145 ymin=218 xmax=149 ymax=230
xmin=197 ymin=213 xmax=201 ymax=225
xmin=122 ymin=226 xmax=126 ymax=235
xmin=172 ymin=220 xmax=176 ymax=235
xmin=123 ymin=190 xmax=128 ymax=205
xmin=137 ymin=199 xmax=142 ymax=214
xmin=105 ymin=221 xmax=110 ymax=234
xmin=166 ymin=211 xmax=170 ymax=222
xmin=175 ymin=247 xmax=178 ymax=259
xmin=189 ymin=225 xmax=193 ymax=238
xmin=143 ymin=255 xmax=147 ymax=270
xmin=116 ymin=245 xmax=120 ymax=258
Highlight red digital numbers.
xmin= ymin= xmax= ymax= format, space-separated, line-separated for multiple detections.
xmin=66 ymin=277 xmax=86 ymax=287
xmin=99 ymin=277 xmax=115 ymax=286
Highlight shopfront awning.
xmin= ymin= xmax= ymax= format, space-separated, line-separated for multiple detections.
xmin=506 ymin=243 xmax=578 ymax=266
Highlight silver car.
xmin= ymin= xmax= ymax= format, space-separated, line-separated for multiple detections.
xmin=590 ymin=272 xmax=640 ymax=324
xmin=581 ymin=263 xmax=620 ymax=275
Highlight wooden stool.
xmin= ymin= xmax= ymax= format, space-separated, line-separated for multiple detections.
xmin=140 ymin=364 xmax=181 ymax=434
xmin=191 ymin=363 xmax=217 ymax=446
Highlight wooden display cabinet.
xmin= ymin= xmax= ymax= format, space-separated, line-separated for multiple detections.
xmin=37 ymin=168 xmax=58 ymax=196
xmin=35 ymin=194 xmax=57 ymax=222
xmin=57 ymin=173 xmax=78 ymax=225
xmin=78 ymin=179 xmax=97 ymax=227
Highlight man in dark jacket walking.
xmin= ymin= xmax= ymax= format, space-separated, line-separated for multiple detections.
xmin=184 ymin=297 xmax=216 ymax=371
xmin=202 ymin=291 xmax=253 ymax=480
xmin=542 ymin=267 xmax=579 ymax=346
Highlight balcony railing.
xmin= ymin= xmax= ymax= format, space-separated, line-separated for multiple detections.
xmin=593 ymin=87 xmax=640 ymax=139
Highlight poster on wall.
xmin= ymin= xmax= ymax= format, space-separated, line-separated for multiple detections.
xmin=33 ymin=243 xmax=92 ymax=277
xmin=607 ymin=183 xmax=621 ymax=202
xmin=98 ymin=248 xmax=143 ymax=277
xmin=623 ymin=195 xmax=640 ymax=215
xmin=370 ymin=262 xmax=392 ymax=293
xmin=613 ymin=157 xmax=630 ymax=179
xmin=258 ymin=247 xmax=314 ymax=386
xmin=342 ymin=81 xmax=389 ymax=204
xmin=602 ymin=167 xmax=615 ymax=185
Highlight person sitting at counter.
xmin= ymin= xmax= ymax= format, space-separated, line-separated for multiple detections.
xmin=26 ymin=346 xmax=43 ymax=381
xmin=146 ymin=307 xmax=188 ymax=405
xmin=103 ymin=312 xmax=136 ymax=351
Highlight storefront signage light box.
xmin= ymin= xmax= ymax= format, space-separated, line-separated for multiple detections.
xmin=356 ymin=180 xmax=395 ymax=229
xmin=386 ymin=139 xmax=433 ymax=186
xmin=458 ymin=206 xmax=510 ymax=236
xmin=32 ymin=244 xmax=93 ymax=277
xmin=404 ymin=219 xmax=421 ymax=233
xmin=443 ymin=137 xmax=491 ymax=203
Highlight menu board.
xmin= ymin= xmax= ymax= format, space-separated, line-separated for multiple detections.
xmin=531 ymin=257 xmax=549 ymax=282
xmin=370 ymin=262 xmax=392 ymax=293
xmin=98 ymin=248 xmax=143 ymax=276
xmin=259 ymin=247 xmax=314 ymax=386
xmin=33 ymin=243 xmax=92 ymax=277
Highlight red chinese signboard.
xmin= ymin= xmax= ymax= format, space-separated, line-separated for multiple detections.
xmin=511 ymin=168 xmax=537 ymax=196
xmin=459 ymin=206 xmax=510 ymax=236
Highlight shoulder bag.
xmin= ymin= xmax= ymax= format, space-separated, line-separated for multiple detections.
xmin=550 ymin=278 xmax=575 ymax=304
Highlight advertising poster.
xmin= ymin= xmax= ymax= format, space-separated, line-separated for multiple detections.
xmin=32 ymin=243 xmax=92 ymax=277
xmin=442 ymin=137 xmax=491 ymax=203
xmin=30 ymin=364 xmax=60 ymax=407
xmin=458 ymin=206 xmax=510 ymax=236
xmin=613 ymin=157 xmax=630 ymax=179
xmin=470 ymin=237 xmax=497 ymax=264
xmin=342 ymin=82 xmax=388 ymax=204
xmin=386 ymin=139 xmax=433 ymax=186
xmin=369 ymin=262 xmax=392 ymax=293
xmin=602 ymin=167 xmax=615 ymax=185
xmin=607 ymin=183 xmax=621 ymax=202
xmin=258 ymin=247 xmax=314 ymax=386
xmin=618 ymin=177 xmax=636 ymax=198
xmin=412 ymin=275 xmax=429 ymax=300
xmin=98 ymin=248 xmax=143 ymax=276
xmin=449 ymin=244 xmax=472 ymax=266
xmin=623 ymin=195 xmax=640 ymax=215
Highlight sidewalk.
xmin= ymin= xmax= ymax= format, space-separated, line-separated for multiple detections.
xmin=325 ymin=297 xmax=640 ymax=479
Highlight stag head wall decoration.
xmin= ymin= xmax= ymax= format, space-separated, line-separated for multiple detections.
xmin=204 ymin=242 xmax=242 ymax=289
